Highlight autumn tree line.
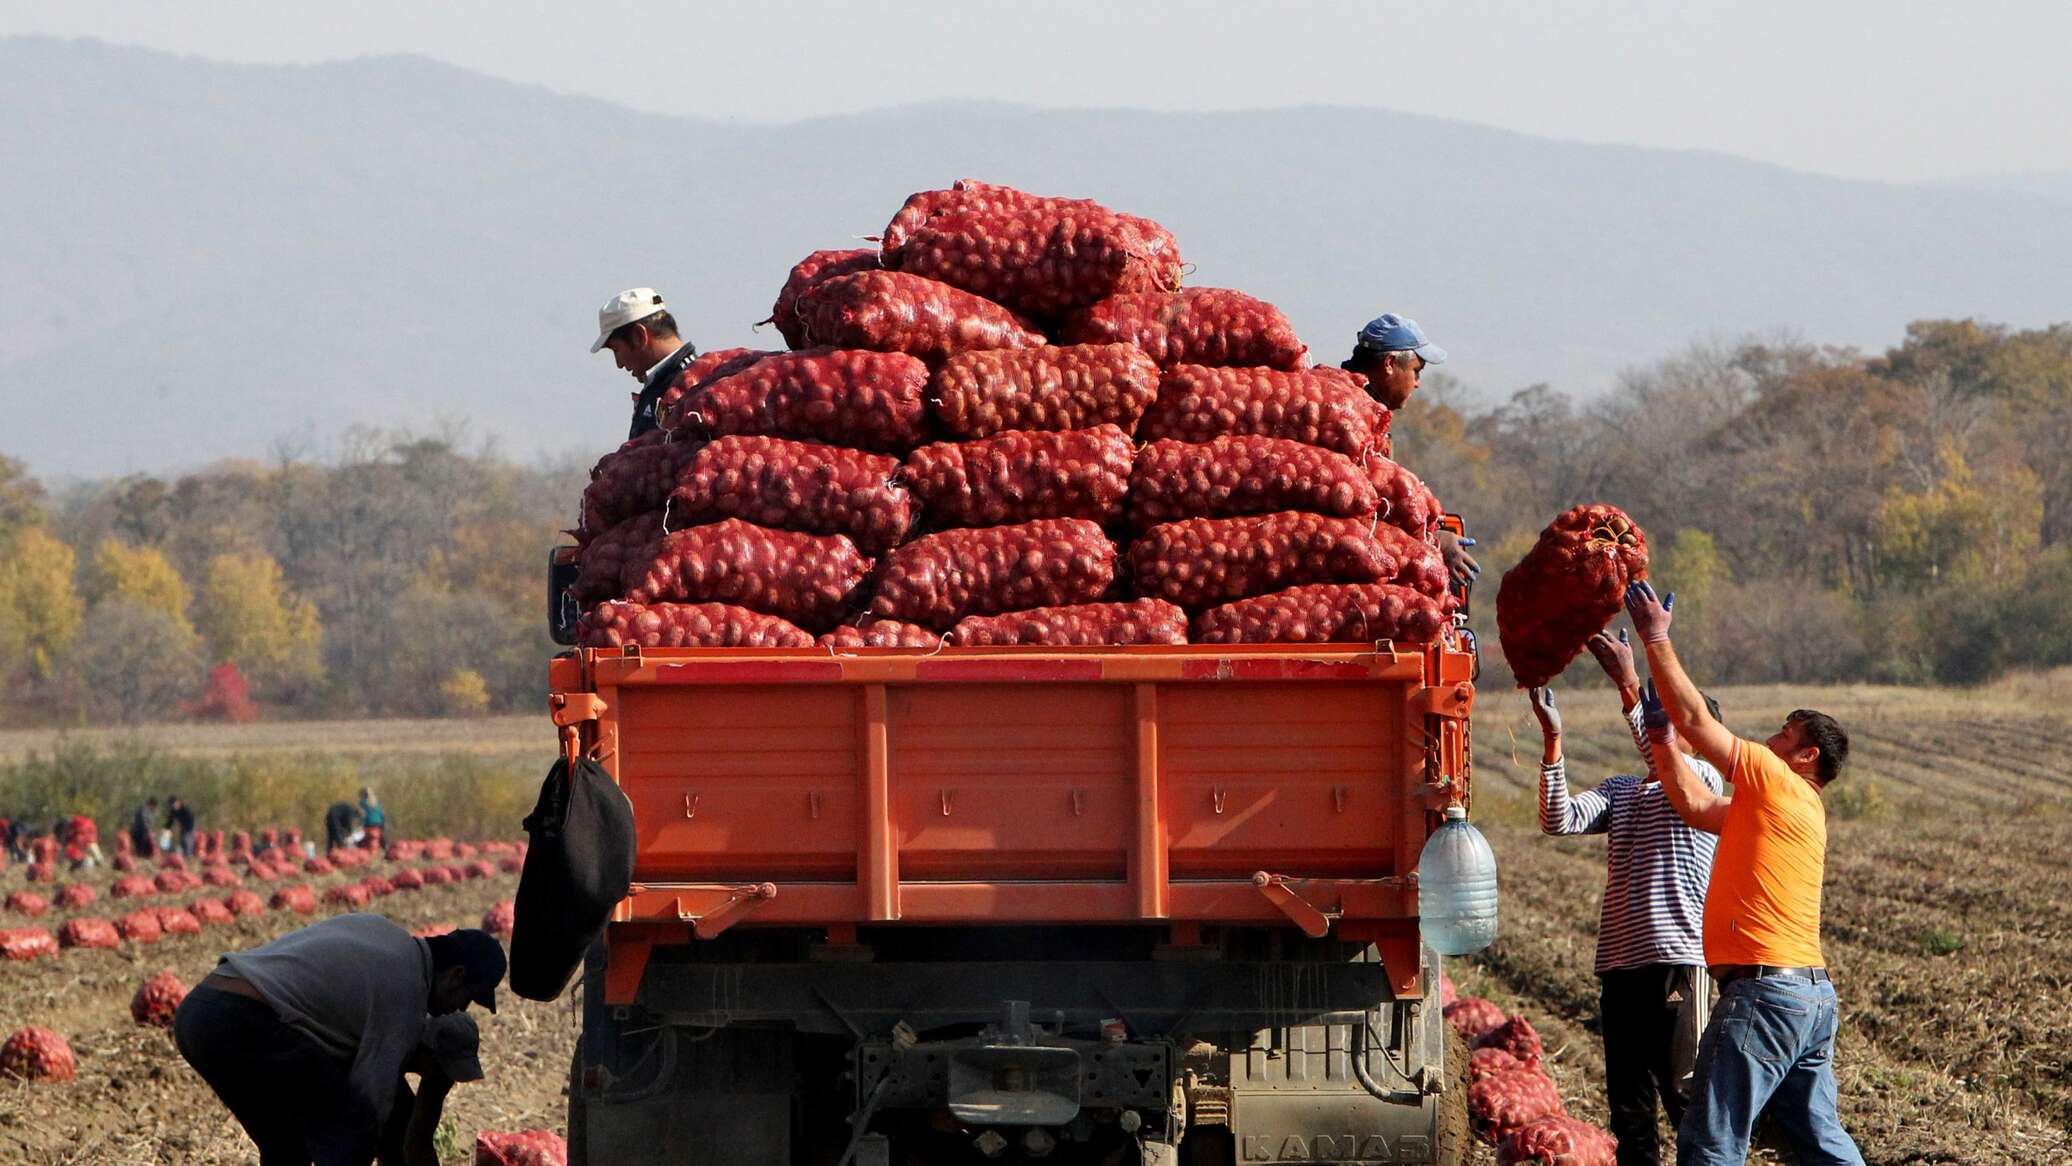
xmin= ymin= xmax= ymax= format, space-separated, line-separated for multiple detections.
xmin=1 ymin=317 xmax=2068 ymax=724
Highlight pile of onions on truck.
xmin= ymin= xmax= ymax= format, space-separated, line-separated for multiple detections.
xmin=567 ymin=180 xmax=1462 ymax=648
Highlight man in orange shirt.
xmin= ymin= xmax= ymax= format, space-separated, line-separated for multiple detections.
xmin=1624 ymin=581 xmax=1864 ymax=1166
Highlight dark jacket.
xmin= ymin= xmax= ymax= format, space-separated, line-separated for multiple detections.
xmin=627 ymin=340 xmax=700 ymax=440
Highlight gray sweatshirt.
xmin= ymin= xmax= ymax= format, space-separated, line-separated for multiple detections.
xmin=218 ymin=913 xmax=432 ymax=1124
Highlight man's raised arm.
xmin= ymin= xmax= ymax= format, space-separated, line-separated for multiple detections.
xmin=1624 ymin=581 xmax=1736 ymax=772
xmin=1639 ymin=684 xmax=1730 ymax=834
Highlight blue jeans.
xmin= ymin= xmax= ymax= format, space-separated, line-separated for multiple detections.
xmin=1677 ymin=975 xmax=1864 ymax=1166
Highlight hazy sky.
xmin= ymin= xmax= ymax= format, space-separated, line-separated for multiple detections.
xmin=2 ymin=0 xmax=2067 ymax=182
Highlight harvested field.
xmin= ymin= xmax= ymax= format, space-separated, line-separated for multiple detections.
xmin=4 ymin=681 xmax=2066 ymax=1163
xmin=1458 ymin=683 xmax=2072 ymax=1165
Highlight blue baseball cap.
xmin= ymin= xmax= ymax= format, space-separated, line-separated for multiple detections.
xmin=1355 ymin=314 xmax=1447 ymax=366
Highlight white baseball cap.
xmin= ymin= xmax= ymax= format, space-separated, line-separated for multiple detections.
xmin=590 ymin=288 xmax=668 ymax=353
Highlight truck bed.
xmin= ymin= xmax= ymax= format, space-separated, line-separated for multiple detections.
xmin=547 ymin=639 xmax=1475 ymax=1003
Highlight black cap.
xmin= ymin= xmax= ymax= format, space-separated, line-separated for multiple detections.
xmin=428 ymin=928 xmax=507 ymax=1013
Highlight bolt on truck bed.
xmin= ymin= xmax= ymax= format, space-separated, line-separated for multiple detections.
xmin=547 ymin=637 xmax=1476 ymax=1004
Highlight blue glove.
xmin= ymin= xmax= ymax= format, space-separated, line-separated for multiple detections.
xmin=1639 ymin=681 xmax=1673 ymax=734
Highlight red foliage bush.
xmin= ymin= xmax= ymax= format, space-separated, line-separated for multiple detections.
xmin=579 ymin=601 xmax=817 ymax=649
xmin=678 ymin=347 xmax=930 ymax=452
xmin=903 ymin=425 xmax=1135 ymax=528
xmin=1060 ymin=289 xmax=1307 ymax=370
xmin=184 ymin=662 xmax=259 ymax=723
xmin=1496 ymin=505 xmax=1650 ymax=687
xmin=790 ymin=271 xmax=1044 ymax=364
xmin=1190 ymin=583 xmax=1446 ymax=645
xmin=869 ymin=519 xmax=1118 ymax=629
xmin=1130 ymin=512 xmax=1398 ymax=609
xmin=1136 ymin=364 xmax=1381 ymax=456
xmin=931 ymin=344 xmax=1161 ymax=439
xmin=1128 ymin=436 xmax=1377 ymax=529
xmin=668 ymin=436 xmax=912 ymax=554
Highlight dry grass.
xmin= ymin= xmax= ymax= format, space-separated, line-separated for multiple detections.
xmin=0 ymin=715 xmax=549 ymax=764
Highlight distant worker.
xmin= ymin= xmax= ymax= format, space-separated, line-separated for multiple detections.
xmin=174 ymin=915 xmax=505 ymax=1166
xmin=165 ymin=795 xmax=198 ymax=858
xmin=359 ymin=787 xmax=387 ymax=850
xmin=590 ymin=288 xmax=699 ymax=440
xmin=1533 ymin=628 xmax=1722 ymax=1166
xmin=1342 ymin=313 xmax=1478 ymax=587
xmin=323 ymin=801 xmax=364 ymax=853
xmin=59 ymin=813 xmax=105 ymax=870
xmin=130 ymin=797 xmax=161 ymax=859
xmin=1625 ymin=582 xmax=1866 ymax=1166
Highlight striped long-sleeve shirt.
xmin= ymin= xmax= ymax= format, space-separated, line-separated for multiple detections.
xmin=1540 ymin=704 xmax=1722 ymax=973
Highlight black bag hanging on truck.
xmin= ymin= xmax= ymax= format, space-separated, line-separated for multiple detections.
xmin=510 ymin=755 xmax=636 ymax=1001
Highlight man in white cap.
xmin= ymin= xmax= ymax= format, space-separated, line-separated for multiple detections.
xmin=590 ymin=288 xmax=698 ymax=440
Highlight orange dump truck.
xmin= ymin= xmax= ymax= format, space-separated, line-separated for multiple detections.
xmin=548 ymin=629 xmax=1479 ymax=1165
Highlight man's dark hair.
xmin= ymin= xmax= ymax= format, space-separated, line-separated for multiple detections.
xmin=607 ymin=309 xmax=677 ymax=348
xmin=1786 ymin=709 xmax=1849 ymax=785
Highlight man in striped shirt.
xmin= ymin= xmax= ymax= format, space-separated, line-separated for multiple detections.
xmin=1533 ymin=629 xmax=1723 ymax=1166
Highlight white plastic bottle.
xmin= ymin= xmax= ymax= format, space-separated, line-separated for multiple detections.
xmin=1417 ymin=806 xmax=1498 ymax=955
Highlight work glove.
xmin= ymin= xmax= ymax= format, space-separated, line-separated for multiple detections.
xmin=1584 ymin=628 xmax=1639 ymax=689
xmin=1624 ymin=581 xmax=1675 ymax=644
xmin=1639 ymin=681 xmax=1676 ymax=744
xmin=1527 ymin=686 xmax=1561 ymax=738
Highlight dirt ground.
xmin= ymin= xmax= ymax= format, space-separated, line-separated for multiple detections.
xmin=5 ymin=681 xmax=2068 ymax=1164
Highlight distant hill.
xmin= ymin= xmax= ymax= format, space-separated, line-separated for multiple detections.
xmin=3 ymin=37 xmax=2069 ymax=477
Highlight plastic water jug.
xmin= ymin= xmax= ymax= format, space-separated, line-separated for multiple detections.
xmin=1418 ymin=806 xmax=1498 ymax=954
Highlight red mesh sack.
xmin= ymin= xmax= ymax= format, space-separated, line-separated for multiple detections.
xmin=619 ymin=520 xmax=871 ymax=631
xmin=881 ymin=180 xmax=1182 ymax=289
xmin=1473 ymin=1016 xmax=1544 ymax=1069
xmin=1440 ymin=973 xmax=1458 ymax=1007
xmin=269 ymin=886 xmax=317 ymax=915
xmin=4 ymin=890 xmax=49 ymax=917
xmin=475 ymin=1129 xmax=569 ymax=1166
xmin=764 ymin=248 xmax=879 ymax=349
xmin=1445 ymin=996 xmax=1508 ymax=1042
xmin=656 ymin=348 xmax=777 ymax=430
xmin=1496 ymin=505 xmax=1650 ymax=687
xmin=678 ymin=347 xmax=930 ymax=452
xmin=1374 ymin=524 xmax=1451 ymax=604
xmin=1129 ymin=512 xmax=1398 ymax=609
xmin=578 ymin=601 xmax=817 ymax=649
xmin=1190 ymin=583 xmax=1445 ymax=645
xmin=117 ymin=909 xmax=164 ymax=943
xmin=869 ymin=519 xmax=1118 ymax=629
xmin=56 ymin=884 xmax=96 ymax=908
xmin=817 ymin=617 xmax=943 ymax=650
xmin=951 ymin=599 xmax=1189 ymax=646
xmin=885 ymin=191 xmax=1180 ymax=319
xmin=481 ymin=901 xmax=516 ymax=937
xmin=153 ymin=907 xmax=202 ymax=935
xmin=1059 ymin=289 xmax=1307 ymax=370
xmin=1496 ymin=1115 xmax=1619 ymax=1166
xmin=931 ymin=343 xmax=1161 ymax=439
xmin=323 ymin=884 xmax=372 ymax=908
xmin=669 ymin=436 xmax=913 ymax=553
xmin=390 ymin=870 xmax=425 ymax=892
xmin=1469 ymin=1047 xmax=1525 ymax=1083
xmin=1469 ymin=1069 xmax=1566 ymax=1147
xmin=578 ymin=432 xmax=700 ymax=541
xmin=571 ymin=512 xmax=664 ymax=607
xmin=110 ymin=875 xmax=155 ymax=899
xmin=59 ymin=916 xmax=120 ymax=949
xmin=190 ymin=898 xmax=235 ymax=926
xmin=422 ymin=866 xmax=453 ymax=887
xmin=131 ymin=970 xmax=188 ymax=1027
xmin=903 ymin=425 xmax=1134 ymax=528
xmin=0 ymin=928 xmax=57 ymax=961
xmin=1137 ymin=364 xmax=1381 ymax=456
xmin=792 ymin=271 xmax=1044 ymax=362
xmin=1128 ymin=436 xmax=1377 ymax=529
xmin=1362 ymin=451 xmax=1441 ymax=538
xmin=0 ymin=1026 xmax=75 ymax=1082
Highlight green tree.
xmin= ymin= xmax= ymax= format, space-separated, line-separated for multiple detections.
xmin=0 ymin=526 xmax=85 ymax=680
xmin=1873 ymin=445 xmax=2041 ymax=590
xmin=57 ymin=598 xmax=204 ymax=724
xmin=1651 ymin=528 xmax=1730 ymax=667
xmin=193 ymin=551 xmax=324 ymax=692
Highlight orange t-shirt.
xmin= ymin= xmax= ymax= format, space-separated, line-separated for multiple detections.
xmin=1701 ymin=738 xmax=1827 ymax=968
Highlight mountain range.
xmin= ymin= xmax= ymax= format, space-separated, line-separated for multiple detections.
xmin=2 ymin=36 xmax=2067 ymax=478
